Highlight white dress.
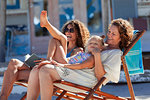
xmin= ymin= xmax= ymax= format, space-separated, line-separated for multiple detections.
xmin=55 ymin=49 xmax=122 ymax=88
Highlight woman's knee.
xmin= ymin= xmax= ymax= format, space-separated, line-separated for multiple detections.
xmin=50 ymin=38 xmax=60 ymax=45
xmin=7 ymin=59 xmax=22 ymax=70
xmin=39 ymin=66 xmax=49 ymax=76
xmin=39 ymin=65 xmax=61 ymax=81
xmin=39 ymin=65 xmax=54 ymax=77
xmin=10 ymin=59 xmax=21 ymax=65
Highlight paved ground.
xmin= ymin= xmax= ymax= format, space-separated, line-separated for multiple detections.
xmin=101 ymin=82 xmax=150 ymax=100
xmin=3 ymin=82 xmax=150 ymax=100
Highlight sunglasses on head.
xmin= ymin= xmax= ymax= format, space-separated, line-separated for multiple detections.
xmin=65 ymin=28 xmax=75 ymax=33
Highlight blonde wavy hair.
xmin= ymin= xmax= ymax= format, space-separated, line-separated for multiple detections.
xmin=62 ymin=20 xmax=90 ymax=49
xmin=85 ymin=35 xmax=106 ymax=52
xmin=109 ymin=18 xmax=134 ymax=50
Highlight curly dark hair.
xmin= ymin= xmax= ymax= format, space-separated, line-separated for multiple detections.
xmin=109 ymin=18 xmax=134 ymax=50
xmin=61 ymin=20 xmax=90 ymax=49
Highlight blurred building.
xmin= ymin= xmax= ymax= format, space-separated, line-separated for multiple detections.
xmin=5 ymin=0 xmax=150 ymax=61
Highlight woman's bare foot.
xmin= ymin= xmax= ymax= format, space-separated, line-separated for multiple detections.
xmin=40 ymin=10 xmax=49 ymax=27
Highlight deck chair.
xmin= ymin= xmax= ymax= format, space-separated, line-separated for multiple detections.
xmin=15 ymin=30 xmax=145 ymax=100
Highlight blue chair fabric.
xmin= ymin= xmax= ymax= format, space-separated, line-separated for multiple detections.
xmin=125 ymin=30 xmax=144 ymax=75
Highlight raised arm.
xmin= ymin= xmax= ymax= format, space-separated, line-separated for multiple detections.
xmin=40 ymin=10 xmax=67 ymax=53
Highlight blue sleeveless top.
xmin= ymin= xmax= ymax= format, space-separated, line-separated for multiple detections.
xmin=66 ymin=47 xmax=77 ymax=58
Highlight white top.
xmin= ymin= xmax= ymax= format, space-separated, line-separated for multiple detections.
xmin=101 ymin=49 xmax=122 ymax=85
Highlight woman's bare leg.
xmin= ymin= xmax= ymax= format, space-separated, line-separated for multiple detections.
xmin=47 ymin=39 xmax=56 ymax=60
xmin=0 ymin=59 xmax=30 ymax=100
xmin=39 ymin=64 xmax=61 ymax=100
xmin=27 ymin=67 xmax=40 ymax=100
xmin=47 ymin=38 xmax=67 ymax=64
xmin=27 ymin=38 xmax=67 ymax=99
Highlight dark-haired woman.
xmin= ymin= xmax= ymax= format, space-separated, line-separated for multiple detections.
xmin=0 ymin=10 xmax=90 ymax=100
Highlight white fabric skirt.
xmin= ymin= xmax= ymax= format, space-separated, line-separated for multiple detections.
xmin=55 ymin=66 xmax=98 ymax=88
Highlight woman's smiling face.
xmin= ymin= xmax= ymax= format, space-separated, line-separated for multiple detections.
xmin=65 ymin=24 xmax=77 ymax=41
xmin=106 ymin=25 xmax=121 ymax=48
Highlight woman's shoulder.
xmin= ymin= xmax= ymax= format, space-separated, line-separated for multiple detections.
xmin=102 ymin=49 xmax=122 ymax=55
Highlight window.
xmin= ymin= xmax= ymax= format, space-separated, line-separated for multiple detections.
xmin=7 ymin=0 xmax=20 ymax=9
xmin=58 ymin=0 xmax=74 ymax=29
xmin=87 ymin=0 xmax=102 ymax=34
xmin=137 ymin=0 xmax=150 ymax=16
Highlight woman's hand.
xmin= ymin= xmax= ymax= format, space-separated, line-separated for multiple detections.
xmin=36 ymin=60 xmax=52 ymax=69
xmin=51 ymin=60 xmax=65 ymax=68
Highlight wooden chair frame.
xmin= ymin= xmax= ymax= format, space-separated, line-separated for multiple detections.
xmin=15 ymin=30 xmax=145 ymax=100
